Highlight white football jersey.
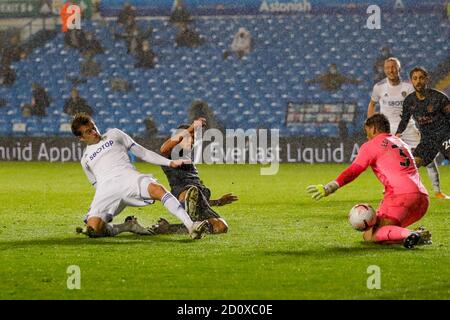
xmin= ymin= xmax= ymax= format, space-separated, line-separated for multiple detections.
xmin=371 ymin=78 xmax=416 ymax=133
xmin=81 ymin=128 xmax=170 ymax=186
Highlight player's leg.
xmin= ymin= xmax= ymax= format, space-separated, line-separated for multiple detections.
xmin=78 ymin=189 xmax=154 ymax=238
xmin=79 ymin=215 xmax=153 ymax=237
xmin=363 ymin=194 xmax=431 ymax=248
xmin=207 ymin=217 xmax=229 ymax=234
xmin=150 ymin=186 xmax=197 ymax=235
xmin=364 ymin=219 xmax=431 ymax=248
xmin=435 ymin=137 xmax=450 ymax=198
xmin=405 ymin=133 xmax=448 ymax=198
xmin=152 ymin=185 xmax=228 ymax=235
xmin=413 ymin=140 xmax=438 ymax=168
xmin=152 ymin=217 xmax=228 ymax=235
xmin=426 ymin=157 xmax=450 ymax=199
xmin=190 ymin=185 xmax=228 ymax=234
xmin=147 ymin=182 xmax=207 ymax=239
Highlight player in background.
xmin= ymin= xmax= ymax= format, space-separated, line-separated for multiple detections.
xmin=396 ymin=66 xmax=450 ymax=174
xmin=151 ymin=117 xmax=237 ymax=235
xmin=307 ymin=114 xmax=431 ymax=249
xmin=71 ymin=113 xmax=208 ymax=239
xmin=367 ymin=58 xmax=448 ymax=199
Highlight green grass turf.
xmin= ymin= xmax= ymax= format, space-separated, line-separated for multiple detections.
xmin=0 ymin=162 xmax=449 ymax=299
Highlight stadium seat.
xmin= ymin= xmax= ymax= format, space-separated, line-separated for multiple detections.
xmin=1 ymin=13 xmax=448 ymax=138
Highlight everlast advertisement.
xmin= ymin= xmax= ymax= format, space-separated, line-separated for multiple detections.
xmin=0 ymin=136 xmax=366 ymax=163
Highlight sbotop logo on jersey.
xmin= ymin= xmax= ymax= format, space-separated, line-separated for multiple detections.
xmin=60 ymin=2 xmax=82 ymax=33
xmin=388 ymin=100 xmax=403 ymax=107
xmin=170 ymin=128 xmax=281 ymax=175
xmin=89 ymin=140 xmax=114 ymax=161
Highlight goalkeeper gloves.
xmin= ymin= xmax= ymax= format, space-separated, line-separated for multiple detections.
xmin=306 ymin=181 xmax=339 ymax=200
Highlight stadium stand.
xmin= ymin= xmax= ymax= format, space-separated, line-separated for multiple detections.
xmin=1 ymin=13 xmax=449 ymax=137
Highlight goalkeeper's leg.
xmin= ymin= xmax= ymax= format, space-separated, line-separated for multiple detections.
xmin=363 ymin=193 xmax=430 ymax=248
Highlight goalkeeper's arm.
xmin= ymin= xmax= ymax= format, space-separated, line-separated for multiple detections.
xmin=306 ymin=181 xmax=340 ymax=200
xmin=306 ymin=163 xmax=366 ymax=200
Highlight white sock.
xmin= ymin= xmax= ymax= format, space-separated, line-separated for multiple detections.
xmin=161 ymin=193 xmax=194 ymax=230
xmin=426 ymin=159 xmax=441 ymax=193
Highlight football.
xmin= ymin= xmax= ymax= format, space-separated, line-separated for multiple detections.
xmin=348 ymin=204 xmax=377 ymax=231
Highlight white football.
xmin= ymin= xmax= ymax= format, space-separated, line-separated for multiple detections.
xmin=348 ymin=204 xmax=377 ymax=231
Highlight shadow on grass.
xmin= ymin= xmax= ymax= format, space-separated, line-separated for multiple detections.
xmin=263 ymin=242 xmax=423 ymax=258
xmin=0 ymin=234 xmax=197 ymax=250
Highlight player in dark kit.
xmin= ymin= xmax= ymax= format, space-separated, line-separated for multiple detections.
xmin=396 ymin=67 xmax=450 ymax=167
xmin=151 ymin=117 xmax=238 ymax=235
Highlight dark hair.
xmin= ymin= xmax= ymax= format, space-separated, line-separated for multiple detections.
xmin=364 ymin=113 xmax=390 ymax=133
xmin=177 ymin=124 xmax=190 ymax=130
xmin=409 ymin=66 xmax=429 ymax=79
xmin=71 ymin=113 xmax=94 ymax=137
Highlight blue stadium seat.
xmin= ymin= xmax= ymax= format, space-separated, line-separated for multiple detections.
xmin=1 ymin=13 xmax=447 ymax=138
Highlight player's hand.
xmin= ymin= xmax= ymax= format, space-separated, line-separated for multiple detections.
xmin=306 ymin=184 xmax=327 ymax=200
xmin=169 ymin=159 xmax=191 ymax=168
xmin=217 ymin=193 xmax=238 ymax=206
xmin=191 ymin=117 xmax=206 ymax=131
xmin=395 ymin=133 xmax=402 ymax=138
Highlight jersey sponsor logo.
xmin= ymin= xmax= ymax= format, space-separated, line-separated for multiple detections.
xmin=89 ymin=140 xmax=114 ymax=161
xmin=388 ymin=100 xmax=404 ymax=107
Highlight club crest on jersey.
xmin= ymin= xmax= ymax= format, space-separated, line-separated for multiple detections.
xmin=427 ymin=105 xmax=433 ymax=113
xmin=401 ymin=91 xmax=407 ymax=97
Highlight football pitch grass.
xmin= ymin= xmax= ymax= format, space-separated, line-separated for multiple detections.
xmin=0 ymin=162 xmax=449 ymax=300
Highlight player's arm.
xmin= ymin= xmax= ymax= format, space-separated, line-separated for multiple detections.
xmin=367 ymin=99 xmax=377 ymax=117
xmin=160 ymin=118 xmax=206 ymax=156
xmin=368 ymin=85 xmax=379 ymax=117
xmin=395 ymin=99 xmax=412 ymax=136
xmin=209 ymin=193 xmax=238 ymax=206
xmin=160 ymin=133 xmax=184 ymax=156
xmin=115 ymin=128 xmax=188 ymax=168
xmin=82 ymin=163 xmax=97 ymax=188
xmin=307 ymin=145 xmax=371 ymax=200
xmin=130 ymin=143 xmax=189 ymax=168
xmin=306 ymin=163 xmax=366 ymax=200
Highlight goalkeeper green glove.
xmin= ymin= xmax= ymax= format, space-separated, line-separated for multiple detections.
xmin=306 ymin=181 xmax=339 ymax=200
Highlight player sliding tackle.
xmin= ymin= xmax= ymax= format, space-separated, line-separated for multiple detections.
xmin=307 ymin=114 xmax=432 ymax=249
xmin=71 ymin=113 xmax=208 ymax=239
xmin=151 ymin=117 xmax=238 ymax=235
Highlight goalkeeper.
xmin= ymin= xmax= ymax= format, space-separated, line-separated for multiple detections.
xmin=307 ymin=114 xmax=431 ymax=249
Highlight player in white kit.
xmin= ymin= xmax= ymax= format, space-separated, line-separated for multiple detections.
xmin=367 ymin=57 xmax=449 ymax=199
xmin=71 ymin=113 xmax=208 ymax=239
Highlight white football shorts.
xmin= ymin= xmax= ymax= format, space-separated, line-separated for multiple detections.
xmin=84 ymin=174 xmax=157 ymax=223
